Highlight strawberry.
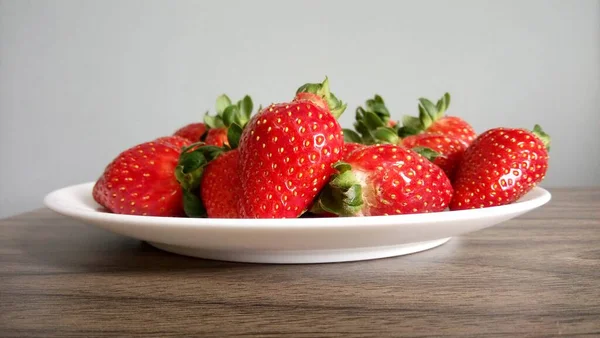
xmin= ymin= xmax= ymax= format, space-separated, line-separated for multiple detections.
xmin=398 ymin=93 xmax=477 ymax=145
xmin=311 ymin=144 xmax=453 ymax=216
xmin=171 ymin=95 xmax=257 ymax=219
xmin=92 ymin=136 xmax=191 ymax=217
xmin=199 ymin=149 xmax=241 ymax=218
xmin=155 ymin=135 xmax=194 ymax=149
xmin=344 ymin=94 xmax=469 ymax=180
xmin=237 ymin=77 xmax=347 ymax=218
xmin=401 ymin=133 xmax=469 ymax=180
xmin=203 ymin=94 xmax=255 ymax=147
xmin=204 ymin=127 xmax=228 ymax=147
xmin=173 ymin=108 xmax=248 ymax=218
xmin=450 ymin=125 xmax=550 ymax=210
xmin=173 ymin=123 xmax=206 ymax=142
xmin=342 ymin=142 xmax=365 ymax=159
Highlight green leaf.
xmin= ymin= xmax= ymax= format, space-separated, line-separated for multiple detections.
xmin=355 ymin=107 xmax=365 ymax=122
xmin=175 ymin=144 xmax=226 ymax=189
xmin=373 ymin=101 xmax=389 ymax=114
xmin=435 ymin=93 xmax=451 ymax=118
xmin=343 ymin=129 xmax=363 ymax=143
xmin=402 ymin=115 xmax=422 ymax=130
xmin=412 ymin=146 xmax=441 ymax=162
xmin=295 ymin=77 xmax=346 ymax=119
xmin=352 ymin=94 xmax=396 ymax=145
xmin=215 ymin=94 xmax=232 ymax=114
xmin=296 ymin=82 xmax=321 ymax=95
xmin=240 ymin=95 xmax=253 ymax=120
xmin=364 ymin=111 xmax=386 ymax=130
xmin=222 ymin=106 xmax=237 ymax=127
xmin=203 ymin=115 xmax=220 ymax=129
xmin=327 ymin=92 xmax=347 ymax=119
xmin=179 ymin=151 xmax=206 ymax=174
xmin=227 ymin=123 xmax=243 ymax=149
xmin=418 ymin=105 xmax=433 ymax=129
xmin=419 ymin=98 xmax=438 ymax=120
xmin=174 ymin=143 xmax=230 ymax=218
xmin=532 ymin=124 xmax=551 ymax=151
xmin=182 ymin=190 xmax=207 ymax=218
xmin=197 ymin=145 xmax=227 ymax=162
xmin=398 ymin=125 xmax=421 ymax=138
xmin=354 ymin=121 xmax=372 ymax=143
xmin=373 ymin=127 xmax=400 ymax=144
xmin=397 ymin=92 xmax=452 ymax=137
xmin=175 ymin=152 xmax=207 ymax=191
xmin=363 ymin=94 xmax=390 ymax=122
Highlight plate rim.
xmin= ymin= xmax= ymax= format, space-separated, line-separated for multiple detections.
xmin=44 ymin=182 xmax=551 ymax=229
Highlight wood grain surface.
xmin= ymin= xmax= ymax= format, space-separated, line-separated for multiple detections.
xmin=1 ymin=188 xmax=599 ymax=337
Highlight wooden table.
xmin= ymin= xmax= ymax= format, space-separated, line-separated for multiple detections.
xmin=1 ymin=188 xmax=599 ymax=337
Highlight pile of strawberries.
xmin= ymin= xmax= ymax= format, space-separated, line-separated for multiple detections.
xmin=92 ymin=78 xmax=550 ymax=218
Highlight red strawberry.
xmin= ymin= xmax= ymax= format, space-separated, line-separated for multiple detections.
xmin=425 ymin=116 xmax=476 ymax=144
xmin=172 ymin=96 xmax=255 ymax=218
xmin=342 ymin=142 xmax=365 ymax=159
xmin=237 ymin=77 xmax=347 ymax=218
xmin=343 ymin=94 xmax=469 ymax=179
xmin=401 ymin=133 xmax=469 ymax=180
xmin=312 ymin=144 xmax=453 ymax=216
xmin=204 ymin=127 xmax=228 ymax=147
xmin=200 ymin=150 xmax=241 ymax=218
xmin=450 ymin=125 xmax=550 ymax=210
xmin=173 ymin=123 xmax=206 ymax=142
xmin=155 ymin=135 xmax=194 ymax=149
xmin=399 ymin=93 xmax=477 ymax=145
xmin=92 ymin=136 xmax=191 ymax=217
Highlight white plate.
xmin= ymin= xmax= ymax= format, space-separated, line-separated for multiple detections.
xmin=44 ymin=182 xmax=551 ymax=264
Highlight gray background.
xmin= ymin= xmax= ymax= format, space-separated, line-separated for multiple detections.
xmin=1 ymin=0 xmax=599 ymax=218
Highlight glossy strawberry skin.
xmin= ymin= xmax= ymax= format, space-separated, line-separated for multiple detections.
xmin=205 ymin=128 xmax=229 ymax=147
xmin=342 ymin=142 xmax=366 ymax=159
xmin=93 ymin=136 xmax=191 ymax=217
xmin=200 ymin=150 xmax=241 ymax=218
xmin=174 ymin=123 xmax=206 ymax=142
xmin=450 ymin=128 xmax=549 ymax=210
xmin=401 ymin=134 xmax=468 ymax=180
xmin=155 ymin=135 xmax=193 ymax=149
xmin=238 ymin=101 xmax=344 ymax=218
xmin=425 ymin=116 xmax=477 ymax=145
xmin=344 ymin=144 xmax=453 ymax=216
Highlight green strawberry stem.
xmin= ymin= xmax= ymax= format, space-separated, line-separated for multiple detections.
xmin=175 ymin=143 xmax=224 ymax=191
xmin=204 ymin=94 xmax=255 ymax=130
xmin=296 ymin=77 xmax=347 ymax=119
xmin=398 ymin=92 xmax=451 ymax=138
xmin=310 ymin=162 xmax=364 ymax=217
xmin=532 ymin=124 xmax=551 ymax=151
xmin=352 ymin=94 xmax=400 ymax=145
